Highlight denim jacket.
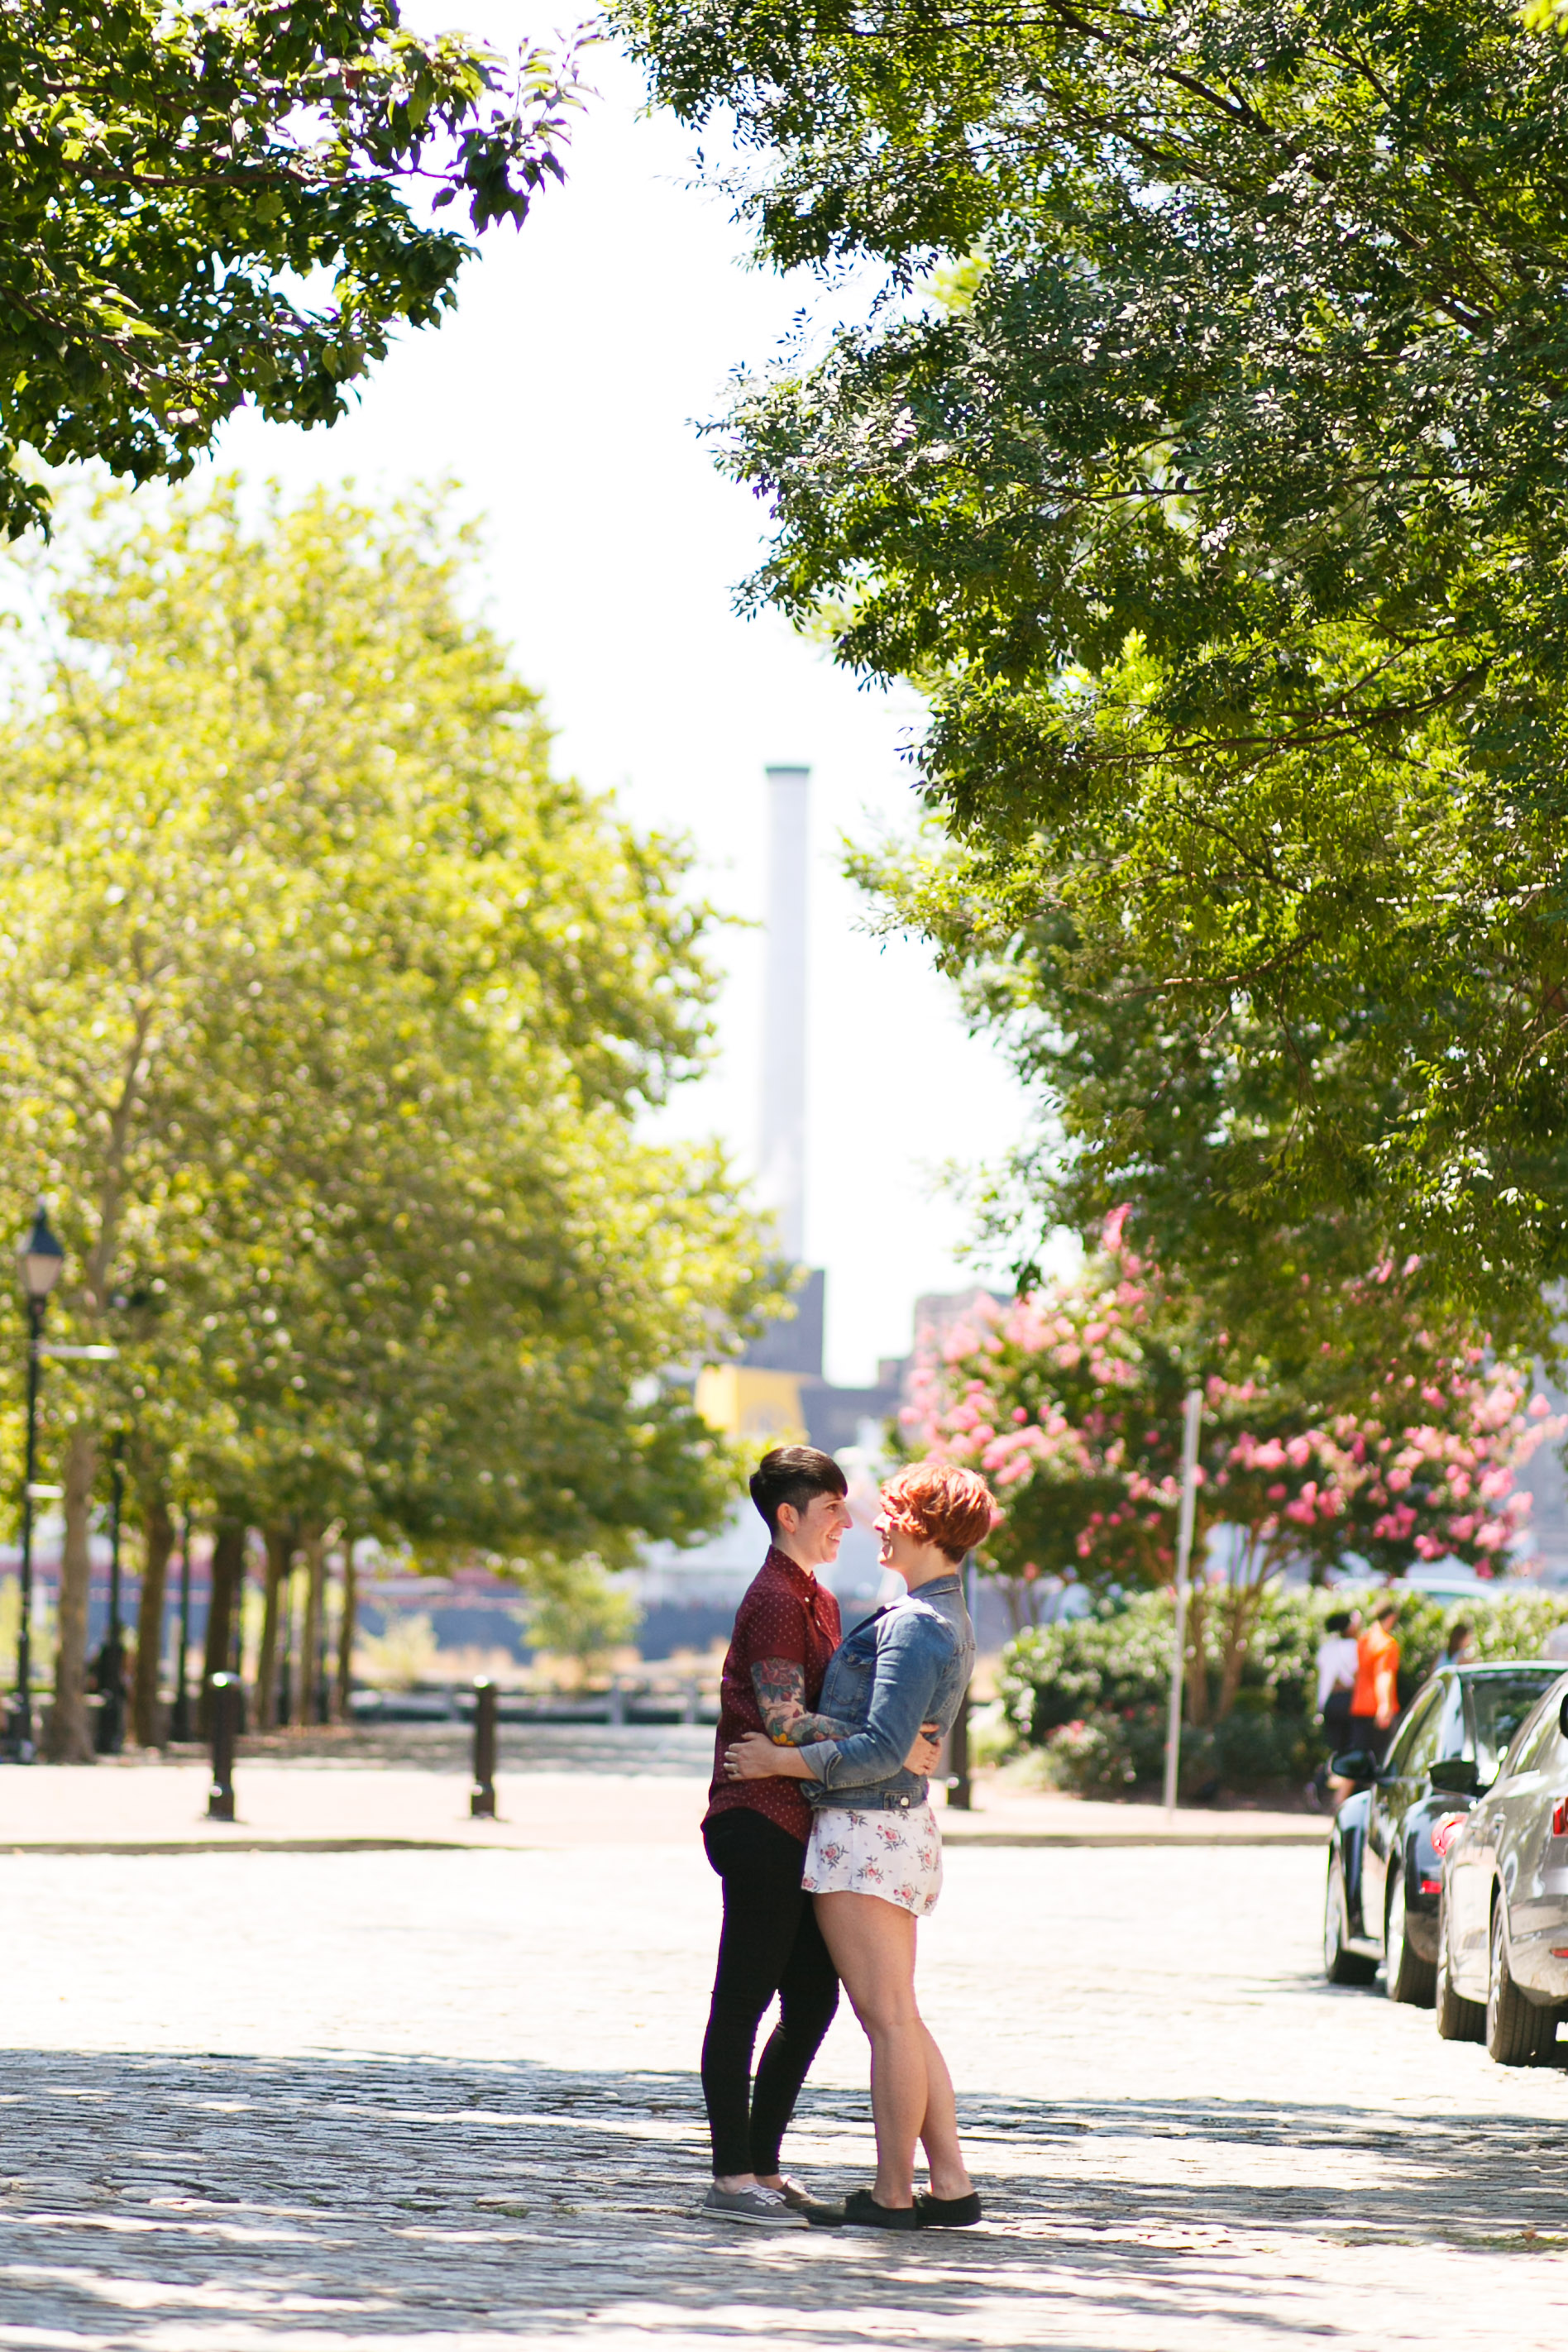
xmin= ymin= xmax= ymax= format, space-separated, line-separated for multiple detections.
xmin=799 ymin=1571 xmax=974 ymax=1814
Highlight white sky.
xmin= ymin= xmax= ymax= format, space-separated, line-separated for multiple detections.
xmin=212 ymin=25 xmax=1035 ymax=1386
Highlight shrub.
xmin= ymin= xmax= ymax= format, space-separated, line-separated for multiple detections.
xmin=998 ymin=1583 xmax=1568 ymax=1795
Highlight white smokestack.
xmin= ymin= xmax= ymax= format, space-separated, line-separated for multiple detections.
xmin=761 ymin=764 xmax=810 ymax=1263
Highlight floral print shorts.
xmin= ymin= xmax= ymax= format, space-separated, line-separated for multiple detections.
xmin=802 ymin=1800 xmax=944 ymax=1918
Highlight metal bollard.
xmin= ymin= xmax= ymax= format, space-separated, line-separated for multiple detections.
xmin=207 ymin=1672 xmax=239 ymax=1822
xmin=607 ymin=1676 xmax=625 ymax=1728
xmin=946 ymin=1681 xmax=973 ymax=1812
xmin=471 ymin=1677 xmax=497 ymax=1819
xmin=681 ymin=1678 xmax=698 ymax=1727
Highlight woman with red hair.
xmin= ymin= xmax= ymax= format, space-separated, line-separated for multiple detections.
xmin=725 ymin=1459 xmax=994 ymax=2232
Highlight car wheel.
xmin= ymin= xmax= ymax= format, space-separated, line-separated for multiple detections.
xmin=1385 ymin=1867 xmax=1437 ymax=2007
xmin=1434 ymin=1895 xmax=1484 ymax=2042
xmin=1324 ymin=1850 xmax=1377 ymax=1986
xmin=1486 ymin=1897 xmax=1547 ymax=2065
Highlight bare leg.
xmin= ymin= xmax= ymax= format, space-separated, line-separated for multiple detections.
xmin=915 ymin=2021 xmax=969 ymax=2200
xmin=813 ymin=1890 xmax=973 ymax=2206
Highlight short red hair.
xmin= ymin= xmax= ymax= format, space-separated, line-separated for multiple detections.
xmin=882 ymin=1460 xmax=998 ymax=1562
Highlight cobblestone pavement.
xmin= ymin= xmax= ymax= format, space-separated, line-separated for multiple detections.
xmin=0 ymin=1840 xmax=1566 ymax=2350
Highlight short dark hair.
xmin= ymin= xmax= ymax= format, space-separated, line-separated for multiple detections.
xmin=1324 ymin=1612 xmax=1351 ymax=1636
xmin=1446 ymin=1619 xmax=1473 ymax=1650
xmin=1376 ymin=1600 xmax=1399 ymax=1624
xmin=749 ymin=1445 xmax=848 ymax=1537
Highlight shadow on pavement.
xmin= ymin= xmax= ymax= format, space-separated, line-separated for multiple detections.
xmin=0 ymin=2047 xmax=1561 ymax=2347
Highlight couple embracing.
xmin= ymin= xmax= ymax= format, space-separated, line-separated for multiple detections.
xmin=699 ymin=1443 xmax=993 ymax=2233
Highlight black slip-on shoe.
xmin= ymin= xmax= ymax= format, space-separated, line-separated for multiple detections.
xmin=840 ymin=2187 xmax=917 ymax=2232
xmin=914 ymin=2189 xmax=982 ymax=2229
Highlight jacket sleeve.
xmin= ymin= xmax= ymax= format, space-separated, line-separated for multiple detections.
xmin=797 ymin=1614 xmax=944 ymax=1790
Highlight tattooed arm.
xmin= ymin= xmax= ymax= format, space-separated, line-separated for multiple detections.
xmin=750 ymin=1656 xmax=853 ymax=1747
xmin=743 ymin=1656 xmax=943 ymax=1776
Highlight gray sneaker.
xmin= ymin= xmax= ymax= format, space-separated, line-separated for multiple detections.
xmin=700 ymin=2182 xmax=808 ymax=2228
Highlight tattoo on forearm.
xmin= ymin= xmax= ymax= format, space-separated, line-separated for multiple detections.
xmin=751 ymin=1657 xmax=853 ymax=1745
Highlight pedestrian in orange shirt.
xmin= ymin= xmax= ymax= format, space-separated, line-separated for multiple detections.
xmin=1348 ymin=1600 xmax=1401 ymax=1758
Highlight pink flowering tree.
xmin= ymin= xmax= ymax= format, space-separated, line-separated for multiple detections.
xmin=901 ymin=1215 xmax=1561 ymax=1726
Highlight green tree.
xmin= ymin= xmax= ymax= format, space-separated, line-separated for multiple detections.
xmin=0 ymin=0 xmax=584 ymax=537
xmin=0 ymin=482 xmax=779 ymax=1755
xmin=614 ymin=0 xmax=1568 ymax=1333
xmin=525 ymin=1556 xmax=643 ymax=1687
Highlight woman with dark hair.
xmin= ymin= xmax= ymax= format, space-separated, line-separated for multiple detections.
xmin=725 ymin=1459 xmax=993 ymax=2232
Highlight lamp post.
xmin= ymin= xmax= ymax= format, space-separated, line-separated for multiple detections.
xmin=1162 ymin=1388 xmax=1205 ymax=1821
xmin=12 ymin=1202 xmax=64 ymax=1762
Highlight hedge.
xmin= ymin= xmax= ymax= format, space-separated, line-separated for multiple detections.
xmin=996 ymin=1585 xmax=1568 ymax=1796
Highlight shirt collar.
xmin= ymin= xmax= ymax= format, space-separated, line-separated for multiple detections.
xmin=765 ymin=1543 xmax=818 ymax=1599
xmin=915 ymin=1570 xmax=963 ymax=1598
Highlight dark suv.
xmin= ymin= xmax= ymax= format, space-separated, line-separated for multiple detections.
xmin=1323 ymin=1661 xmax=1566 ymax=2002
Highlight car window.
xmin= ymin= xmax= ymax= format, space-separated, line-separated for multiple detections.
xmin=1434 ymin=1678 xmax=1468 ymax=1760
xmin=1504 ymin=1703 xmax=1559 ymax=1777
xmin=1403 ymin=1685 xmax=1447 ymax=1777
xmin=1385 ymin=1685 xmax=1441 ymax=1776
xmin=1470 ymin=1673 xmax=1566 ymax=1781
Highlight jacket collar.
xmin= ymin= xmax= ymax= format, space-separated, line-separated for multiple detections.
xmin=912 ymin=1570 xmax=963 ymax=1599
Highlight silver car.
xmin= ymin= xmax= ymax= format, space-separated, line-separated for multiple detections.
xmin=1437 ymin=1671 xmax=1568 ymax=2063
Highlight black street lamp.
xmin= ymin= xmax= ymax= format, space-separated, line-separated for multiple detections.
xmin=12 ymin=1201 xmax=63 ymax=1762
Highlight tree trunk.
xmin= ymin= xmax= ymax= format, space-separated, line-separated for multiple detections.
xmin=132 ymin=1489 xmax=174 ymax=1748
xmin=45 ymin=1423 xmax=98 ymax=1762
xmin=335 ymin=1532 xmax=358 ymax=1723
xmin=256 ymin=1527 xmax=292 ymax=1731
xmin=199 ymin=1517 xmax=246 ymax=1738
xmin=1183 ymin=1583 xmax=1211 ymax=1726
xmin=1215 ymin=1547 xmax=1271 ymax=1723
xmin=299 ymin=1527 xmax=325 ymax=1725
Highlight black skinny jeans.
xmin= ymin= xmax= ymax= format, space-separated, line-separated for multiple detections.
xmin=700 ymin=1806 xmax=839 ymax=2178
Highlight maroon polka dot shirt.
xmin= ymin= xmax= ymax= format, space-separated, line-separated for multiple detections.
xmin=704 ymin=1546 xmax=844 ymax=1844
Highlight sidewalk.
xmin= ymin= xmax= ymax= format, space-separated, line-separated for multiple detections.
xmin=0 ymin=1726 xmax=1327 ymax=1849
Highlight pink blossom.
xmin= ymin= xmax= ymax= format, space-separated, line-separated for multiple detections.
xmin=1102 ymin=1203 xmax=1131 ymax=1252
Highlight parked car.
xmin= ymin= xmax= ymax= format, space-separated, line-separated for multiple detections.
xmin=1322 ymin=1661 xmax=1566 ymax=2002
xmin=1437 ymin=1671 xmax=1568 ymax=2062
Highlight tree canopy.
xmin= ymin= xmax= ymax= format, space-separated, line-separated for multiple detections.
xmin=0 ymin=0 xmax=582 ymax=537
xmin=614 ymin=0 xmax=1568 ymax=1336
xmin=0 ymin=482 xmax=779 ymax=1749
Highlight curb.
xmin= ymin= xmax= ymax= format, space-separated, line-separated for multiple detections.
xmin=0 ymin=1837 xmax=501 ymax=1857
xmin=940 ymin=1828 xmax=1328 ymax=1848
